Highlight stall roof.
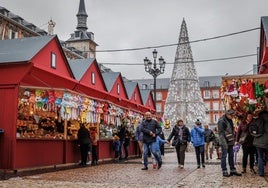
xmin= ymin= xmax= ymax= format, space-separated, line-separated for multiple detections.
xmin=102 ymin=72 xmax=121 ymax=92
xmin=261 ymin=16 xmax=268 ymax=40
xmin=0 ymin=35 xmax=54 ymax=64
xmin=68 ymin=58 xmax=94 ymax=80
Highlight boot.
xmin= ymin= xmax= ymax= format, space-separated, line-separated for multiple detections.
xmin=230 ymin=170 xmax=242 ymax=176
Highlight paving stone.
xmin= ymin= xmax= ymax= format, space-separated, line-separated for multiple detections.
xmin=0 ymin=150 xmax=267 ymax=187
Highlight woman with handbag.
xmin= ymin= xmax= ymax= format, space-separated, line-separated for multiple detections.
xmin=235 ymin=112 xmax=256 ymax=174
xmin=167 ymin=119 xmax=190 ymax=169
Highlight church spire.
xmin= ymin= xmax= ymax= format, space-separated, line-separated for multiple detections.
xmin=76 ymin=0 xmax=88 ymax=31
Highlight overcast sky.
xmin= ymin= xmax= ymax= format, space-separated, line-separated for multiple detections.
xmin=1 ymin=0 xmax=267 ymax=79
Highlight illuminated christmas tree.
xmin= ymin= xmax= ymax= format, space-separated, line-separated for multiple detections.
xmin=164 ymin=18 xmax=206 ymax=127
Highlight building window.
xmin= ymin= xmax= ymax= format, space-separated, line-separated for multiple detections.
xmin=51 ymin=52 xmax=56 ymax=69
xmin=117 ymin=84 xmax=120 ymax=94
xmin=205 ymin=102 xmax=210 ymax=111
xmin=214 ymin=114 xmax=219 ymax=123
xmin=150 ymin=84 xmax=154 ymax=89
xmin=204 ymin=81 xmax=210 ymax=87
xmin=212 ymin=90 xmax=219 ymax=99
xmin=8 ymin=29 xmax=17 ymax=39
xmin=213 ymin=101 xmax=219 ymax=111
xmin=142 ymin=84 xmax=148 ymax=89
xmin=156 ymin=92 xmax=162 ymax=101
xmin=91 ymin=72 xmax=95 ymax=85
xmin=156 ymin=103 xmax=162 ymax=112
xmin=203 ymin=90 xmax=210 ymax=99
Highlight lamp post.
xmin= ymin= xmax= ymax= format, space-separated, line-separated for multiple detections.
xmin=144 ymin=49 xmax=166 ymax=106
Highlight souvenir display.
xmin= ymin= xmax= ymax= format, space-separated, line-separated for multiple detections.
xmin=17 ymin=87 xmax=143 ymax=140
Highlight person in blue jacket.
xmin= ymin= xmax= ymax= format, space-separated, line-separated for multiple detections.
xmin=151 ymin=133 xmax=169 ymax=168
xmin=191 ymin=119 xmax=205 ymax=168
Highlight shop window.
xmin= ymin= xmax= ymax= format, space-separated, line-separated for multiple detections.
xmin=51 ymin=52 xmax=56 ymax=69
xmin=91 ymin=72 xmax=95 ymax=85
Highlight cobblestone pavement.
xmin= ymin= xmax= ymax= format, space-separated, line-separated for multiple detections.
xmin=0 ymin=149 xmax=268 ymax=188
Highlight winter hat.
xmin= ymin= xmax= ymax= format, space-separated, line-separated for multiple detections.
xmin=195 ymin=119 xmax=201 ymax=125
xmin=226 ymin=109 xmax=235 ymax=115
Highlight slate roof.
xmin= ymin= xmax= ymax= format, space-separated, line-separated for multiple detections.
xmin=102 ymin=72 xmax=120 ymax=92
xmin=140 ymin=89 xmax=151 ymax=105
xmin=0 ymin=35 xmax=55 ymax=64
xmin=124 ymin=81 xmax=138 ymax=99
xmin=261 ymin=16 xmax=268 ymax=40
xmin=68 ymin=58 xmax=94 ymax=80
xmin=133 ymin=76 xmax=222 ymax=90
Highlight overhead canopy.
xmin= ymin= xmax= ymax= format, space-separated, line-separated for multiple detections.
xmin=21 ymin=66 xmax=78 ymax=90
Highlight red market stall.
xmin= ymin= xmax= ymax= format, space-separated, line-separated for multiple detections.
xmin=0 ymin=35 xmax=147 ymax=170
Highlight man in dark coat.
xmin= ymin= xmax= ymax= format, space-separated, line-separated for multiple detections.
xmin=77 ymin=123 xmax=91 ymax=167
xmin=218 ymin=109 xmax=241 ymax=177
xmin=141 ymin=111 xmax=162 ymax=170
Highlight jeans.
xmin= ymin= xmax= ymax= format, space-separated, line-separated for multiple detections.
xmin=256 ymin=147 xmax=268 ymax=176
xmin=143 ymin=142 xmax=162 ymax=167
xmin=195 ymin=145 xmax=205 ymax=166
xmin=221 ymin=145 xmax=236 ymax=172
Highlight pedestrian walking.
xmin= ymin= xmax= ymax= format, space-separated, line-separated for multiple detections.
xmin=158 ymin=130 xmax=165 ymax=156
xmin=213 ymin=127 xmax=221 ymax=159
xmin=135 ymin=122 xmax=144 ymax=163
xmin=77 ymin=123 xmax=91 ymax=167
xmin=204 ymin=124 xmax=215 ymax=160
xmin=151 ymin=134 xmax=169 ymax=169
xmin=191 ymin=119 xmax=205 ymax=168
xmin=167 ymin=119 xmax=191 ymax=169
xmin=140 ymin=111 xmax=162 ymax=170
xmin=217 ymin=109 xmax=242 ymax=177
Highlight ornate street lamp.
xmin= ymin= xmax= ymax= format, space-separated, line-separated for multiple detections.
xmin=144 ymin=49 xmax=166 ymax=105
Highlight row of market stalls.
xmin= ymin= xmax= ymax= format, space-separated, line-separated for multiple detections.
xmin=0 ymin=35 xmax=155 ymax=170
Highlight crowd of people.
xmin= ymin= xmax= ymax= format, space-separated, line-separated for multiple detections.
xmin=77 ymin=107 xmax=268 ymax=178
